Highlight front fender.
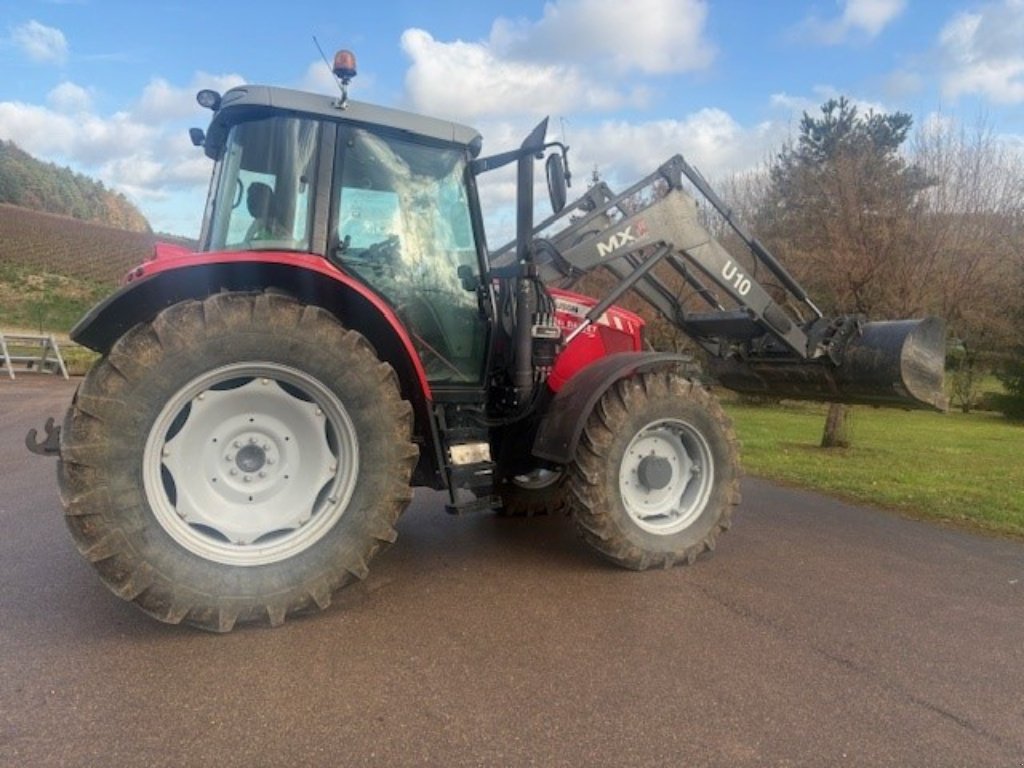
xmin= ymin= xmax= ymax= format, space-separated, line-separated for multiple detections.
xmin=532 ymin=352 xmax=695 ymax=465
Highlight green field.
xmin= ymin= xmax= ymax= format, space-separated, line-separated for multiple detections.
xmin=722 ymin=398 xmax=1024 ymax=538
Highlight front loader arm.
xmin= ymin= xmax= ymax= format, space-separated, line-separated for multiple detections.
xmin=555 ymin=187 xmax=810 ymax=356
xmin=507 ymin=155 xmax=946 ymax=410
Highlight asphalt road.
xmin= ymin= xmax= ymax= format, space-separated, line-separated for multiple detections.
xmin=1 ymin=376 xmax=1022 ymax=767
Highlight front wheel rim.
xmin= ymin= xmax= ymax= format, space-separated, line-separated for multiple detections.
xmin=618 ymin=418 xmax=714 ymax=535
xmin=143 ymin=362 xmax=359 ymax=566
xmin=512 ymin=468 xmax=563 ymax=490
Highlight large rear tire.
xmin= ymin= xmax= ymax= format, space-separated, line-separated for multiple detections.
xmin=568 ymin=371 xmax=740 ymax=569
xmin=58 ymin=292 xmax=417 ymax=631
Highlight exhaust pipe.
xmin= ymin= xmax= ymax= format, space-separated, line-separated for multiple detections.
xmin=710 ymin=317 xmax=948 ymax=411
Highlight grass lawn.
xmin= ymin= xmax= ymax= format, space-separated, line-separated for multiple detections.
xmin=721 ymin=398 xmax=1024 ymax=539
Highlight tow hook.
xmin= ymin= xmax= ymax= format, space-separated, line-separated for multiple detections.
xmin=26 ymin=417 xmax=61 ymax=456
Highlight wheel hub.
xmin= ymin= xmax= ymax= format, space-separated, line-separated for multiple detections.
xmin=234 ymin=442 xmax=267 ymax=474
xmin=637 ymin=455 xmax=673 ymax=491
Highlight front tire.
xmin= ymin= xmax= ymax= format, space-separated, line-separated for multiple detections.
xmin=498 ymin=468 xmax=569 ymax=517
xmin=568 ymin=371 xmax=740 ymax=570
xmin=58 ymin=292 xmax=417 ymax=631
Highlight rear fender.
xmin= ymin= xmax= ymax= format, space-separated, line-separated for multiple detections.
xmin=532 ymin=352 xmax=694 ymax=465
xmin=72 ymin=256 xmax=436 ymax=474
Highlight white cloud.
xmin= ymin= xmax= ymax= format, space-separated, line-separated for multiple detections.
xmin=0 ymin=101 xmax=78 ymax=156
xmin=400 ymin=0 xmax=713 ymax=122
xmin=473 ymin=108 xmax=791 ymax=246
xmin=490 ymin=0 xmax=715 ymax=75
xmin=9 ymin=19 xmax=68 ymax=64
xmin=298 ymin=60 xmax=345 ymax=97
xmin=47 ymin=81 xmax=92 ymax=113
xmin=135 ymin=71 xmax=246 ymax=122
xmin=99 ymin=154 xmax=165 ymax=197
xmin=401 ymin=29 xmax=638 ymax=122
xmin=136 ymin=78 xmax=190 ymax=122
xmin=769 ymin=92 xmax=818 ymax=114
xmin=769 ymin=88 xmax=890 ymax=123
xmin=841 ymin=0 xmax=907 ymax=36
xmin=939 ymin=0 xmax=1024 ymax=104
xmin=573 ymin=109 xmax=784 ymax=187
xmin=796 ymin=0 xmax=906 ymax=45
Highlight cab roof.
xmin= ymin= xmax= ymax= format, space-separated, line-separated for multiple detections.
xmin=204 ymin=84 xmax=482 ymax=158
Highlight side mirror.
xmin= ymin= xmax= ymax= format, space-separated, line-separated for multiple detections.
xmin=188 ymin=127 xmax=205 ymax=147
xmin=546 ymin=153 xmax=567 ymax=214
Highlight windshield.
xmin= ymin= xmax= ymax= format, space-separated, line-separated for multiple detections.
xmin=206 ymin=116 xmax=319 ymax=252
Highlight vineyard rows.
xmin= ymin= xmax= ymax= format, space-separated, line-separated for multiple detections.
xmin=0 ymin=204 xmax=194 ymax=285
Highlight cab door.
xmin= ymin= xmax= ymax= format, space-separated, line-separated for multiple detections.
xmin=329 ymin=126 xmax=488 ymax=385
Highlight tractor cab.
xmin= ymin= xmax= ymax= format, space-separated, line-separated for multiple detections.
xmin=193 ymin=83 xmax=493 ymax=385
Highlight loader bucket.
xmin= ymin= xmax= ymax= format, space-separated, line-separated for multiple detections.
xmin=711 ymin=317 xmax=948 ymax=411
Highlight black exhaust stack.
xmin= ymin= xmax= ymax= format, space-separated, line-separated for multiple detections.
xmin=512 ymin=119 xmax=550 ymax=402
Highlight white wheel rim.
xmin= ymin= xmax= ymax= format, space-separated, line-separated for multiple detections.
xmin=143 ymin=362 xmax=359 ymax=566
xmin=619 ymin=418 xmax=713 ymax=535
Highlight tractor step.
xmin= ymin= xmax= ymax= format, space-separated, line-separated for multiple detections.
xmin=445 ymin=493 xmax=502 ymax=515
xmin=444 ymin=459 xmax=498 ymax=514
xmin=434 ymin=404 xmax=499 ymax=514
xmin=448 ymin=460 xmax=496 ymax=489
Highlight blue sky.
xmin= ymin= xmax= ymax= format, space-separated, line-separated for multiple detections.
xmin=1 ymin=0 xmax=1022 ymax=237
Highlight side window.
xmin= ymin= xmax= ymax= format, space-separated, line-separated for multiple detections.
xmin=206 ymin=117 xmax=318 ymax=252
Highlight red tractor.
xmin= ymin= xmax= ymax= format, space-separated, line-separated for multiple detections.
xmin=29 ymin=51 xmax=945 ymax=631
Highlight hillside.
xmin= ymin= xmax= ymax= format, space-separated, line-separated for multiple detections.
xmin=0 ymin=204 xmax=185 ymax=282
xmin=0 ymin=140 xmax=150 ymax=233
xmin=0 ymin=204 xmax=196 ymax=332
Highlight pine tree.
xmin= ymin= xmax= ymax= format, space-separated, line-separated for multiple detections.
xmin=759 ymin=97 xmax=931 ymax=446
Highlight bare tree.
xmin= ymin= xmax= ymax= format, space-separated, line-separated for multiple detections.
xmin=744 ymin=98 xmax=1024 ymax=430
xmin=911 ymin=117 xmax=1024 ymax=410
